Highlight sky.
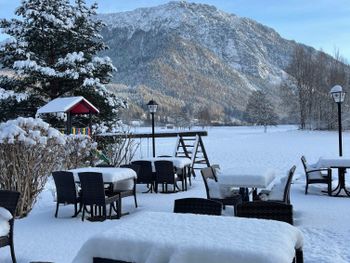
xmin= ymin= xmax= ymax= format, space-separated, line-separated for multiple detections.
xmin=0 ymin=0 xmax=349 ymax=62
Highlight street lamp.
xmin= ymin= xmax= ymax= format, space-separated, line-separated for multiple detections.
xmin=147 ymin=99 xmax=158 ymax=157
xmin=330 ymin=85 xmax=346 ymax=156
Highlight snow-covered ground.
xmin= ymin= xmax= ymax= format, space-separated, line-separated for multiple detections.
xmin=1 ymin=125 xmax=350 ymax=263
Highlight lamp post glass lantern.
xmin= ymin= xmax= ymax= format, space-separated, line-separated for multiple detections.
xmin=147 ymin=100 xmax=158 ymax=157
xmin=330 ymin=85 xmax=346 ymax=156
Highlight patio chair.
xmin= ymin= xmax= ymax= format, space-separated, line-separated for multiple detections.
xmin=106 ymin=164 xmax=139 ymax=209
xmin=131 ymin=161 xmax=155 ymax=193
xmin=78 ymin=172 xmax=119 ymax=221
xmin=154 ymin=160 xmax=183 ymax=193
xmin=200 ymin=167 xmax=242 ymax=214
xmin=174 ymin=198 xmax=222 ymax=216
xmin=236 ymin=165 xmax=296 ymax=224
xmin=301 ymin=156 xmax=332 ymax=195
xmin=52 ymin=171 xmax=81 ymax=218
xmin=93 ymin=258 xmax=132 ymax=263
xmin=0 ymin=190 xmax=20 ymax=263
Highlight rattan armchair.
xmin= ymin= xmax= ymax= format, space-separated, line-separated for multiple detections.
xmin=174 ymin=198 xmax=222 ymax=216
xmin=155 ymin=160 xmax=182 ymax=193
xmin=0 ymin=190 xmax=20 ymax=263
xmin=131 ymin=161 xmax=155 ymax=193
xmin=52 ymin=171 xmax=81 ymax=218
xmin=301 ymin=156 xmax=332 ymax=195
xmin=236 ymin=165 xmax=296 ymax=224
xmin=78 ymin=172 xmax=119 ymax=221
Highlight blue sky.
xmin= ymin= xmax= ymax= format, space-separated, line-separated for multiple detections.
xmin=0 ymin=0 xmax=349 ymax=62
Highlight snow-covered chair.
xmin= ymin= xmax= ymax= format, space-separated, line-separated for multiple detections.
xmin=131 ymin=160 xmax=155 ymax=193
xmin=236 ymin=166 xmax=296 ymax=224
xmin=301 ymin=156 xmax=332 ymax=195
xmin=200 ymin=166 xmax=242 ymax=214
xmin=0 ymin=190 xmax=20 ymax=263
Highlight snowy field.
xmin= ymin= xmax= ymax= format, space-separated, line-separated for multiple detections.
xmin=1 ymin=125 xmax=350 ymax=263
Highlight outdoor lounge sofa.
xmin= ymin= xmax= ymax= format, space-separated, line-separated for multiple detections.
xmin=236 ymin=165 xmax=296 ymax=225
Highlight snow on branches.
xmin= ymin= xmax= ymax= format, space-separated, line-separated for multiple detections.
xmin=0 ymin=117 xmax=98 ymax=217
xmin=0 ymin=0 xmax=126 ymax=123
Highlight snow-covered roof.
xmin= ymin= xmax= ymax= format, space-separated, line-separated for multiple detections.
xmin=36 ymin=96 xmax=99 ymax=114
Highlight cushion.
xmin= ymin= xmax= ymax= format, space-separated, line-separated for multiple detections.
xmin=207 ymin=179 xmax=222 ymax=198
xmin=0 ymin=207 xmax=13 ymax=221
xmin=0 ymin=218 xmax=10 ymax=237
xmin=114 ymin=179 xmax=134 ymax=191
xmin=265 ymin=175 xmax=288 ymax=201
xmin=219 ymin=185 xmax=239 ymax=198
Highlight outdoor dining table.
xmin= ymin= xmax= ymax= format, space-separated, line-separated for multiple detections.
xmin=72 ymin=211 xmax=304 ymax=263
xmin=69 ymin=167 xmax=137 ymax=218
xmin=315 ymin=157 xmax=350 ymax=197
xmin=217 ymin=169 xmax=276 ymax=201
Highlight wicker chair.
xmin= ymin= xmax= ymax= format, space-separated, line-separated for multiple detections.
xmin=93 ymin=258 xmax=132 ymax=263
xmin=200 ymin=167 xmax=242 ymax=214
xmin=0 ymin=190 xmax=20 ymax=263
xmin=131 ymin=161 xmax=155 ymax=193
xmin=52 ymin=171 xmax=81 ymax=218
xmin=154 ymin=160 xmax=182 ymax=193
xmin=236 ymin=165 xmax=296 ymax=224
xmin=174 ymin=198 xmax=222 ymax=216
xmin=115 ymin=164 xmax=139 ymax=208
xmin=78 ymin=172 xmax=119 ymax=221
xmin=301 ymin=156 xmax=332 ymax=195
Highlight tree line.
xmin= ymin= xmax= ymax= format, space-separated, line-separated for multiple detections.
xmin=281 ymin=46 xmax=349 ymax=130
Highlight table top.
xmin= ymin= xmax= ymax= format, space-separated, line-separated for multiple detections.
xmin=218 ymin=169 xmax=276 ymax=188
xmin=72 ymin=211 xmax=303 ymax=263
xmin=69 ymin=167 xmax=137 ymax=184
xmin=316 ymin=157 xmax=350 ymax=168
xmin=134 ymin=156 xmax=192 ymax=169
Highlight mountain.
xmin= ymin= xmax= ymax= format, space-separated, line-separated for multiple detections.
xmin=98 ymin=1 xmax=318 ymax=122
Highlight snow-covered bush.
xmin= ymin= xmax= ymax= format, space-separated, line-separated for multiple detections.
xmin=63 ymin=134 xmax=98 ymax=169
xmin=0 ymin=117 xmax=65 ymax=217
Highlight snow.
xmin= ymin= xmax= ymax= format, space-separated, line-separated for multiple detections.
xmin=135 ymin=156 xmax=191 ymax=171
xmin=2 ymin=125 xmax=350 ymax=262
xmin=315 ymin=157 xmax=350 ymax=168
xmin=36 ymin=96 xmax=99 ymax=114
xmin=0 ymin=117 xmax=65 ymax=145
xmin=72 ymin=211 xmax=303 ymax=263
xmin=0 ymin=207 xmax=12 ymax=221
xmin=0 ymin=218 xmax=10 ymax=237
xmin=217 ymin=169 xmax=276 ymax=188
xmin=0 ymin=88 xmax=28 ymax=102
xmin=69 ymin=167 xmax=137 ymax=183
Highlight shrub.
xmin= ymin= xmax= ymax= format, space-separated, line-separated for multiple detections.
xmin=0 ymin=117 xmax=65 ymax=217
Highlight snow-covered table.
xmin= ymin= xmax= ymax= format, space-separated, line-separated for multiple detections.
xmin=218 ymin=169 xmax=276 ymax=200
xmin=316 ymin=157 xmax=350 ymax=197
xmin=69 ymin=167 xmax=137 ymax=184
xmin=72 ymin=211 xmax=304 ymax=263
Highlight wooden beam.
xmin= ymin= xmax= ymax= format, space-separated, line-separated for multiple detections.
xmin=96 ymin=130 xmax=208 ymax=139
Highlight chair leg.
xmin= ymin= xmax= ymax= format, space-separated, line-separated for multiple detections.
xmin=10 ymin=243 xmax=16 ymax=263
xmin=82 ymin=205 xmax=85 ymax=221
xmin=55 ymin=202 xmax=59 ymax=218
xmin=305 ymin=183 xmax=308 ymax=195
xmin=134 ymin=193 xmax=138 ymax=208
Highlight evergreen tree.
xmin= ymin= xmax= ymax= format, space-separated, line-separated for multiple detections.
xmin=244 ymin=90 xmax=278 ymax=132
xmin=0 ymin=0 xmax=125 ymax=123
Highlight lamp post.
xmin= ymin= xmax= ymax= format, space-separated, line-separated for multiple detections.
xmin=147 ymin=100 xmax=158 ymax=157
xmin=330 ymin=85 xmax=346 ymax=156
